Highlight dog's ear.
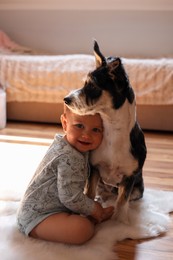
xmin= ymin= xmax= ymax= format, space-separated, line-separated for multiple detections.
xmin=107 ymin=58 xmax=121 ymax=79
xmin=93 ymin=40 xmax=106 ymax=68
xmin=108 ymin=58 xmax=121 ymax=78
xmin=109 ymin=58 xmax=120 ymax=71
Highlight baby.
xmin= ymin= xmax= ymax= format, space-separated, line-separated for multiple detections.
xmin=17 ymin=105 xmax=114 ymax=245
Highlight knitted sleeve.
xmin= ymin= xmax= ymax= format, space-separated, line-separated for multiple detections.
xmin=57 ymin=152 xmax=95 ymax=216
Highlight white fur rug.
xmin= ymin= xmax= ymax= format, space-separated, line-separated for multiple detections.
xmin=0 ymin=189 xmax=173 ymax=260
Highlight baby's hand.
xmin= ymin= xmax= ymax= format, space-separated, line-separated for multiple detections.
xmin=101 ymin=206 xmax=114 ymax=222
xmin=90 ymin=202 xmax=114 ymax=223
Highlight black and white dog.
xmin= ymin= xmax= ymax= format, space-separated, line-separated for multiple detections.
xmin=64 ymin=41 xmax=147 ymax=221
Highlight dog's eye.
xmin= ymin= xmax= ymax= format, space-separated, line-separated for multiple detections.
xmin=91 ymin=84 xmax=99 ymax=91
xmin=91 ymin=76 xmax=98 ymax=85
xmin=83 ymin=77 xmax=102 ymax=105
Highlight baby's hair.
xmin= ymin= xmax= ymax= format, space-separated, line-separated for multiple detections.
xmin=63 ymin=103 xmax=71 ymax=115
xmin=61 ymin=103 xmax=74 ymax=123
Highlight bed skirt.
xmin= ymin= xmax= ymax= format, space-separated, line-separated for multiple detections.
xmin=7 ymin=101 xmax=173 ymax=131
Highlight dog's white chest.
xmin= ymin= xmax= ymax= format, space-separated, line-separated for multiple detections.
xmin=90 ymin=104 xmax=138 ymax=186
xmin=91 ymin=136 xmax=138 ymax=186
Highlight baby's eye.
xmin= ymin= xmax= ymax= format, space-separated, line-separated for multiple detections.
xmin=75 ymin=124 xmax=84 ymax=129
xmin=92 ymin=128 xmax=102 ymax=133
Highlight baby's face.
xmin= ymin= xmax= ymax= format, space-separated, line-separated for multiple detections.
xmin=62 ymin=112 xmax=103 ymax=153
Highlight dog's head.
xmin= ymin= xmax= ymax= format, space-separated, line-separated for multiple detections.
xmin=64 ymin=40 xmax=134 ymax=115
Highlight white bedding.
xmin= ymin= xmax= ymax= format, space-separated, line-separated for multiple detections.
xmin=0 ymin=54 xmax=95 ymax=103
xmin=123 ymin=58 xmax=173 ymax=105
xmin=0 ymin=31 xmax=172 ymax=105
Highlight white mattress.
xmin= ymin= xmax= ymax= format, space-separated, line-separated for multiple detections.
xmin=0 ymin=53 xmax=95 ymax=103
xmin=0 ymin=30 xmax=172 ymax=106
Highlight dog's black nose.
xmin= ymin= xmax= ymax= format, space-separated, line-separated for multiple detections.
xmin=64 ymin=97 xmax=72 ymax=105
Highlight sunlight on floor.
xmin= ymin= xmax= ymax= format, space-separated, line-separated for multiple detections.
xmin=0 ymin=134 xmax=53 ymax=145
xmin=0 ymin=139 xmax=49 ymax=200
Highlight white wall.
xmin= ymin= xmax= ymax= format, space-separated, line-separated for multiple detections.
xmin=0 ymin=1 xmax=173 ymax=57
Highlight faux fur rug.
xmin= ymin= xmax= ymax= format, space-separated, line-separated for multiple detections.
xmin=0 ymin=189 xmax=173 ymax=260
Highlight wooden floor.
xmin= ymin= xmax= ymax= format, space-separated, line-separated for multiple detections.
xmin=0 ymin=121 xmax=173 ymax=260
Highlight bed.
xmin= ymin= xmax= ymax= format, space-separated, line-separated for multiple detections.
xmin=0 ymin=31 xmax=173 ymax=131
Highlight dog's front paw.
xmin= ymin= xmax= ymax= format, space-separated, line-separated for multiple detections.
xmin=130 ymin=188 xmax=143 ymax=201
xmin=111 ymin=204 xmax=129 ymax=225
